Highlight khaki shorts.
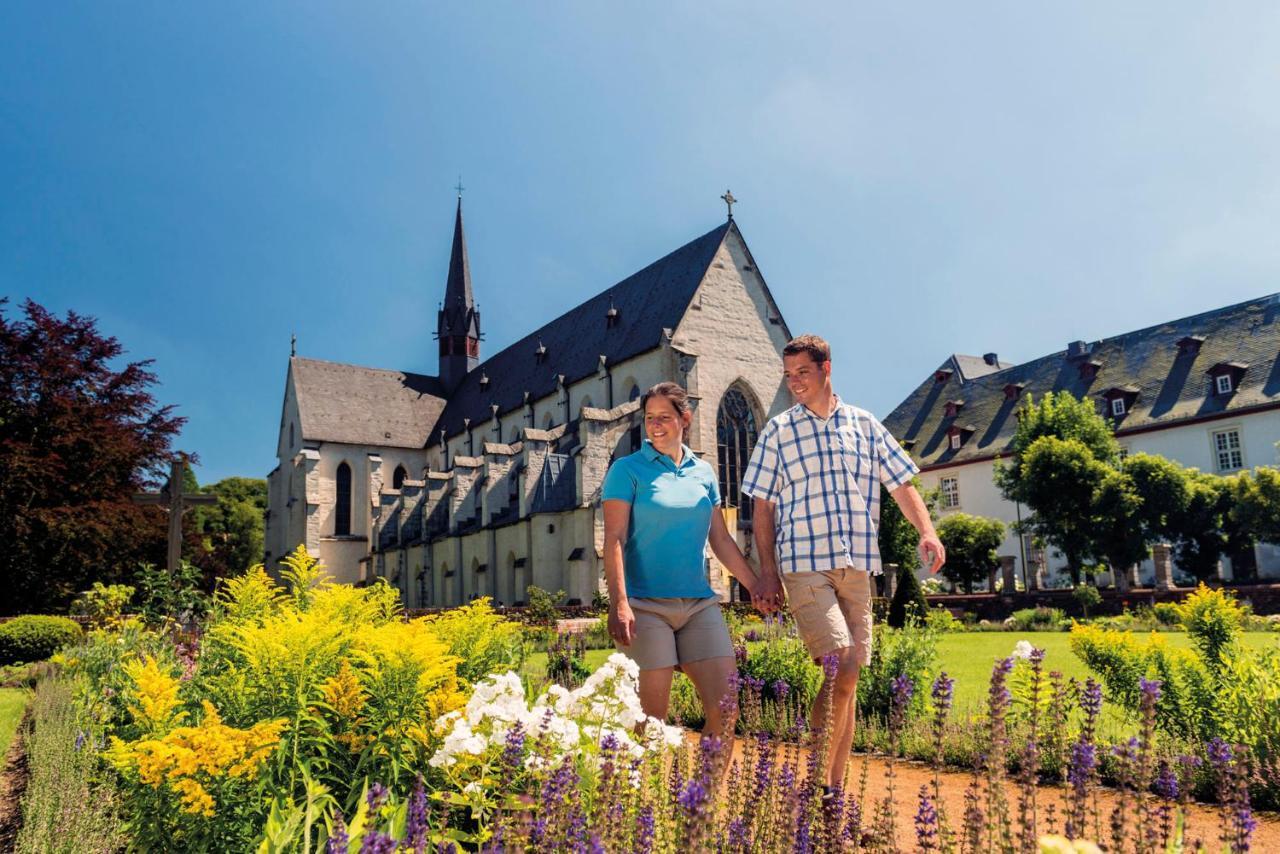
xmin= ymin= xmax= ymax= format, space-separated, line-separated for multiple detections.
xmin=617 ymin=597 xmax=734 ymax=671
xmin=782 ymin=568 xmax=874 ymax=665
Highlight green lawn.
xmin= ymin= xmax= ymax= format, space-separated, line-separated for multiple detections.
xmin=936 ymin=631 xmax=1278 ymax=714
xmin=0 ymin=687 xmax=29 ymax=757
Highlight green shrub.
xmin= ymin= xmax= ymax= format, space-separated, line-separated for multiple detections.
xmin=924 ymin=607 xmax=964 ymax=633
xmin=70 ymin=582 xmax=135 ymax=628
xmin=888 ymin=564 xmax=929 ymax=628
xmin=1071 ymin=584 xmax=1102 ymax=618
xmin=741 ymin=636 xmax=823 ymax=710
xmin=16 ymin=677 xmax=127 ymax=853
xmin=525 ymin=585 xmax=564 ymax=627
xmin=1008 ymin=606 xmax=1066 ymax=632
xmin=857 ymin=622 xmax=938 ymax=723
xmin=0 ymin=616 xmax=83 ymax=666
xmin=422 ymin=596 xmax=524 ymax=684
xmin=1151 ymin=601 xmax=1181 ymax=626
xmin=1175 ymin=583 xmax=1245 ymax=671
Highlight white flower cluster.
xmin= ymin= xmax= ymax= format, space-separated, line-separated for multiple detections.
xmin=1012 ymin=639 xmax=1037 ymax=660
xmin=429 ymin=653 xmax=684 ymax=773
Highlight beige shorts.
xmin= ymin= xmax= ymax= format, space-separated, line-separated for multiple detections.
xmin=617 ymin=597 xmax=734 ymax=671
xmin=782 ymin=568 xmax=874 ymax=665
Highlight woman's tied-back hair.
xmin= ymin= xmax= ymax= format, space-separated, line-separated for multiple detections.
xmin=639 ymin=382 xmax=692 ymax=440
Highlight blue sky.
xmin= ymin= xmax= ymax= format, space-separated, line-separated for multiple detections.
xmin=4 ymin=3 xmax=1279 ymax=483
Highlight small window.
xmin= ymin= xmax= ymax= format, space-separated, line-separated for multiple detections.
xmin=1118 ymin=446 xmax=1130 ymax=462
xmin=393 ymin=465 xmax=408 ymax=490
xmin=948 ymin=433 xmax=962 ymax=451
xmin=941 ymin=477 xmax=960 ymax=509
xmin=1212 ymin=429 xmax=1243 ymax=472
xmin=1111 ymin=398 xmax=1126 ymax=417
xmin=1216 ymin=374 xmax=1233 ymax=395
xmin=334 ymin=462 xmax=352 ymax=536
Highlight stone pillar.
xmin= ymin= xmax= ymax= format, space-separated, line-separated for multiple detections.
xmin=1000 ymin=555 xmax=1017 ymax=596
xmin=1113 ymin=565 xmax=1129 ymax=594
xmin=1032 ymin=549 xmax=1048 ymax=590
xmin=882 ymin=564 xmax=898 ymax=599
xmin=1153 ymin=543 xmax=1175 ymax=592
xmin=988 ymin=567 xmax=999 ymax=594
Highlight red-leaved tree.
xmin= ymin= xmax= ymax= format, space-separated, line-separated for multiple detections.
xmin=0 ymin=298 xmax=185 ymax=614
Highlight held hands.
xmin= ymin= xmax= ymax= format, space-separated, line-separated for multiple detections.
xmin=750 ymin=571 xmax=784 ymax=615
xmin=919 ymin=535 xmax=946 ymax=574
xmin=609 ymin=599 xmax=636 ymax=646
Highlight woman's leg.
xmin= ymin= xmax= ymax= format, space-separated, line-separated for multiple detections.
xmin=680 ymin=655 xmax=738 ymax=738
xmin=637 ymin=666 xmax=676 ymax=720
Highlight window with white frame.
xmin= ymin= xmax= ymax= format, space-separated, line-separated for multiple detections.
xmin=1212 ymin=428 xmax=1243 ymax=472
xmin=948 ymin=433 xmax=962 ymax=451
xmin=1111 ymin=398 xmax=1126 ymax=416
xmin=940 ymin=476 xmax=960 ymax=509
xmin=1215 ymin=374 xmax=1233 ymax=395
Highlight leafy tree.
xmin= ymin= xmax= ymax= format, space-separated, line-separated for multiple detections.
xmin=877 ymin=477 xmax=938 ymax=573
xmin=1072 ymin=583 xmax=1102 ymax=619
xmin=995 ymin=391 xmax=1120 ymax=506
xmin=1092 ymin=469 xmax=1148 ymax=590
xmin=1016 ymin=436 xmax=1112 ymax=584
xmin=1233 ymin=466 xmax=1280 ymax=545
xmin=1124 ymin=453 xmax=1193 ymax=543
xmin=190 ymin=476 xmax=268 ymax=579
xmin=0 ymin=298 xmax=183 ymax=614
xmin=936 ymin=513 xmax=1006 ymax=594
xmin=887 ymin=563 xmax=929 ymax=628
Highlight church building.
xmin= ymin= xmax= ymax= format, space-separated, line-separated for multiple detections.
xmin=264 ymin=197 xmax=793 ymax=606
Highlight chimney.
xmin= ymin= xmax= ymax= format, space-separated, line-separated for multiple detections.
xmin=1067 ymin=341 xmax=1090 ymax=358
xmin=983 ymin=352 xmax=999 ymax=366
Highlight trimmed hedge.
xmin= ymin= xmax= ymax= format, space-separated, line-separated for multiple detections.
xmin=0 ymin=615 xmax=83 ymax=666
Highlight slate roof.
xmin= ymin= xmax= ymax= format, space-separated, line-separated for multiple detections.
xmin=426 ymin=221 xmax=734 ymax=445
xmin=883 ymin=294 xmax=1280 ymax=469
xmin=291 ymin=357 xmax=447 ymax=448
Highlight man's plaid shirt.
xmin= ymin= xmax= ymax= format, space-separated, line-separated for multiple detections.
xmin=741 ymin=397 xmax=919 ymax=575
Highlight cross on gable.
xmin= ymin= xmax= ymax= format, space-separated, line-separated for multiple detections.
xmin=133 ymin=457 xmax=218 ymax=574
xmin=721 ymin=189 xmax=737 ymax=221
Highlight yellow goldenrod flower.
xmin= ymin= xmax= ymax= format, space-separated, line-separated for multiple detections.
xmin=122 ymin=655 xmax=185 ymax=733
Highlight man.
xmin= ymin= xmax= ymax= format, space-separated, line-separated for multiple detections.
xmin=742 ymin=334 xmax=944 ymax=790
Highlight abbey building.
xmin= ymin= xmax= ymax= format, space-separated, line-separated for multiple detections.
xmin=264 ymin=199 xmax=793 ymax=606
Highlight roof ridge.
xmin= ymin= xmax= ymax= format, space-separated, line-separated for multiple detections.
xmin=291 ymin=354 xmax=437 ymax=380
xmin=1067 ymin=292 xmax=1280 ymax=353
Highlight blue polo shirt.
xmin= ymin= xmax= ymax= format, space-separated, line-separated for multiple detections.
xmin=601 ymin=440 xmax=721 ymax=599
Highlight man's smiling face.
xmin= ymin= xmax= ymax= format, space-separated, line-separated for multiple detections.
xmin=783 ymin=351 xmax=832 ymax=410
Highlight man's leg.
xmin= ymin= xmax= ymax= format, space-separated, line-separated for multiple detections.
xmin=810 ymin=645 xmax=861 ymax=788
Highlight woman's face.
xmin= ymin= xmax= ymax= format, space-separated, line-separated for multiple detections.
xmin=644 ymin=395 xmax=687 ymax=450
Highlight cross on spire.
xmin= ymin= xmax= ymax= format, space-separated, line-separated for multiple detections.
xmin=455 ymin=176 xmax=465 ymax=198
xmin=721 ymin=189 xmax=737 ymax=221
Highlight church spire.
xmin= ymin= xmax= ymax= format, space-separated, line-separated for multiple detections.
xmin=437 ymin=194 xmax=481 ymax=391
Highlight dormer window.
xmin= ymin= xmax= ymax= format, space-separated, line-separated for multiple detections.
xmin=1206 ymin=362 xmax=1247 ymax=396
xmin=1111 ymin=398 xmax=1126 ymax=417
xmin=1101 ymin=385 xmax=1139 ymax=419
xmin=479 ymin=373 xmax=490 ymax=389
xmin=946 ymin=424 xmax=975 ymax=451
xmin=1078 ymin=359 xmax=1102 ymax=381
xmin=1177 ymin=335 xmax=1205 ymax=356
xmin=534 ymin=341 xmax=548 ymax=365
xmin=944 ymin=399 xmax=965 ymax=418
xmin=605 ymin=305 xmax=620 ymax=328
xmin=1003 ymin=383 xmax=1026 ymax=401
xmin=934 ymin=368 xmax=954 ymax=384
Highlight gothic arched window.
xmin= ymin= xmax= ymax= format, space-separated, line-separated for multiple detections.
xmin=717 ymin=386 xmax=759 ymax=523
xmin=393 ymin=465 xmax=408 ymax=490
xmin=335 ymin=462 xmax=352 ymax=536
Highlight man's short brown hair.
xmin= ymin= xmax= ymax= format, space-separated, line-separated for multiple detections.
xmin=783 ymin=334 xmax=831 ymax=366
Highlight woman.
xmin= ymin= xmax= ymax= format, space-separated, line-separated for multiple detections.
xmin=602 ymin=381 xmax=763 ymax=736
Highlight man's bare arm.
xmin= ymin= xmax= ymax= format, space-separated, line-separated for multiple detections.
xmin=752 ymin=497 xmax=783 ymax=609
xmin=889 ymin=483 xmax=945 ymax=573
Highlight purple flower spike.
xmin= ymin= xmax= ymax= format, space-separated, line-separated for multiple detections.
xmin=326 ymin=810 xmax=349 ymax=854
xmin=1154 ymin=760 xmax=1179 ymax=801
xmin=915 ymin=786 xmax=939 ymax=850
xmin=1207 ymin=737 xmax=1232 ymax=767
xmin=1139 ymin=677 xmax=1163 ymax=704
xmin=636 ymin=805 xmax=655 ymax=854
xmin=366 ymin=781 xmax=388 ymax=812
xmin=406 ymin=775 xmax=430 ymax=851
xmin=1081 ymin=679 xmax=1103 ymax=719
xmin=74 ymin=730 xmax=87 ymax=752
xmin=931 ymin=673 xmax=954 ymax=709
xmin=772 ymin=678 xmax=790 ymax=699
xmin=359 ymin=831 xmax=396 ymax=854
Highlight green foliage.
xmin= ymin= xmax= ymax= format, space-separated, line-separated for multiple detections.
xmin=887 ymin=564 xmax=929 ymax=628
xmin=0 ymin=615 xmax=83 ymax=666
xmin=16 ymin=677 xmax=127 ymax=853
xmin=189 ymin=476 xmax=268 ymax=581
xmin=1174 ymin=583 xmax=1245 ymax=672
xmin=1071 ymin=584 xmax=1102 ymax=618
xmin=936 ymin=512 xmax=1005 ymax=593
xmin=877 ymin=477 xmax=937 ymax=571
xmin=857 ymin=621 xmax=938 ymax=723
xmin=70 ymin=582 xmax=135 ymax=628
xmin=1216 ymin=644 xmax=1280 ymax=785
xmin=1233 ymin=465 xmax=1280 ymax=544
xmin=1092 ymin=468 xmax=1149 ymax=581
xmin=422 ymin=597 xmax=524 ymax=685
xmin=924 ymin=607 xmax=964 ymax=633
xmin=1007 ymin=607 xmax=1067 ymax=631
xmin=545 ymin=631 xmax=591 ymax=688
xmin=1018 ymin=436 xmax=1113 ymax=583
xmin=995 ymin=390 xmax=1120 ymax=503
xmin=134 ymin=560 xmax=210 ymax=625
xmin=524 ymin=585 xmax=564 ymax=627
xmin=740 ymin=635 xmax=824 ymax=711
